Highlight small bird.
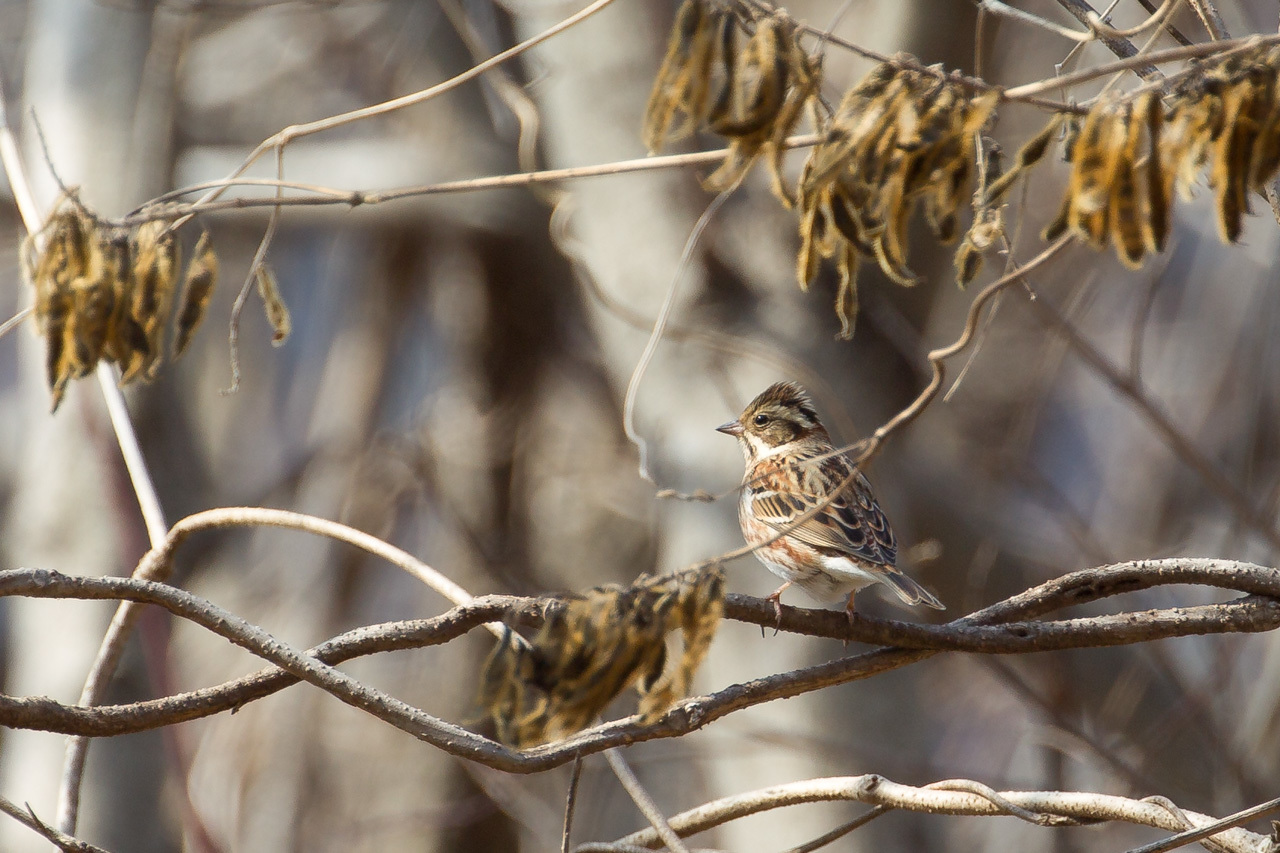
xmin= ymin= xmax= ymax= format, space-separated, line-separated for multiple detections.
xmin=718 ymin=381 xmax=944 ymax=622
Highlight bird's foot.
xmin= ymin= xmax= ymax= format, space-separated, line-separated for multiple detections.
xmin=844 ymin=592 xmax=860 ymax=647
xmin=763 ymin=583 xmax=792 ymax=636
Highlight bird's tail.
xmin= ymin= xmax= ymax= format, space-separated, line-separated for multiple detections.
xmin=877 ymin=568 xmax=945 ymax=610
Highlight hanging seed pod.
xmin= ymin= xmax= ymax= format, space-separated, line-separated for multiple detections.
xmin=1140 ymin=92 xmax=1170 ymax=255
xmin=127 ymin=220 xmax=180 ymax=382
xmin=794 ymin=59 xmax=1004 ymax=331
xmin=65 ymin=231 xmax=116 ymax=377
xmin=174 ymin=231 xmax=219 ymax=358
xmin=1109 ymin=100 xmax=1148 ymax=269
xmin=477 ymin=567 xmax=724 ymax=747
xmin=642 ymin=0 xmax=726 ymax=152
xmin=102 ymin=232 xmax=149 ymax=373
xmin=255 ymin=263 xmax=291 ymax=346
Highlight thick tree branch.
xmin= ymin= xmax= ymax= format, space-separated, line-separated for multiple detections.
xmin=0 ymin=559 xmax=1275 ymax=775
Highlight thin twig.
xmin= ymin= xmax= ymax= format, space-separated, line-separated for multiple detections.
xmin=125 ymin=136 xmax=823 ymax=223
xmin=1135 ymin=0 xmax=1195 ymax=45
xmin=984 ymin=0 xmax=1182 ymax=42
xmin=174 ymin=0 xmax=625 ymax=228
xmin=1186 ymin=0 xmax=1229 ymax=40
xmin=1053 ymin=0 xmax=1162 ymax=78
xmin=437 ymin=0 xmax=544 ymax=177
xmin=1005 ymin=34 xmax=1280 ymax=99
xmin=778 ymin=806 xmax=890 ymax=853
xmin=563 ymin=754 xmax=583 ymax=853
xmin=1124 ymin=794 xmax=1280 ymax=853
xmin=138 ymin=506 xmax=510 ymax=640
xmin=220 ymin=147 xmax=283 ymax=395
xmin=980 ymin=0 xmax=1104 ymax=42
xmin=604 ymin=748 xmax=691 ymax=853
xmin=852 ymin=237 xmax=1072 ymax=468
xmin=0 ymin=794 xmax=112 ymax=853
xmin=0 ymin=306 xmax=33 ymax=341
xmin=623 ymin=189 xmax=735 ymax=491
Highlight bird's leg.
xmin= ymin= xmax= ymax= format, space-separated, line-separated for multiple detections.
xmin=844 ymin=591 xmax=860 ymax=646
xmin=763 ymin=583 xmax=792 ymax=636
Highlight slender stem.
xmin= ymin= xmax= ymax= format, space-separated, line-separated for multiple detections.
xmin=623 ymin=189 xmax=734 ymax=488
xmin=0 ymin=65 xmax=173 ymax=838
xmin=1122 ymin=795 xmax=1280 ymax=852
xmin=604 ymin=748 xmax=691 ymax=853
xmin=562 ymin=754 xmax=583 ymax=853
xmin=174 ymin=0 xmax=625 ymax=228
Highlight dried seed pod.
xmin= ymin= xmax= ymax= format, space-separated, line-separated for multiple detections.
xmin=1068 ymin=102 xmax=1126 ymax=247
xmin=1109 ymin=101 xmax=1148 ymax=268
xmin=702 ymin=13 xmax=821 ymax=202
xmin=65 ymin=232 xmax=116 ymax=376
xmin=1041 ymin=193 xmax=1072 ymax=243
xmin=32 ymin=209 xmax=90 ymax=330
xmin=707 ymin=14 xmax=787 ymax=137
xmin=174 ymin=231 xmax=219 ymax=358
xmin=954 ymin=241 xmax=982 ymax=287
xmin=639 ymin=567 xmax=724 ymax=720
xmin=956 ymin=206 xmax=1004 ymax=288
xmin=478 ymin=568 xmax=724 ymax=747
xmin=43 ymin=275 xmax=74 ymax=411
xmin=704 ymin=10 xmax=740 ymax=132
xmin=794 ymin=61 xmax=1002 ymax=330
xmin=255 ymin=263 xmax=291 ymax=346
xmin=127 ymin=220 xmax=180 ymax=382
xmin=1140 ymin=92 xmax=1170 ymax=255
xmin=27 ymin=205 xmax=96 ymax=410
xmin=796 ymin=198 xmax=824 ymax=289
xmin=829 ymin=181 xmax=875 ymax=253
xmin=1171 ymin=84 xmax=1225 ymax=199
xmin=1247 ymin=81 xmax=1280 ymax=189
xmin=764 ymin=32 xmax=822 ymax=207
xmin=1213 ymin=69 xmax=1273 ymax=243
xmin=874 ymin=172 xmax=919 ymax=286
xmin=642 ymin=0 xmax=724 ymax=152
xmin=982 ymin=114 xmax=1063 ymax=207
xmin=927 ymin=152 xmax=973 ymax=244
xmin=101 ymin=232 xmax=149 ymax=372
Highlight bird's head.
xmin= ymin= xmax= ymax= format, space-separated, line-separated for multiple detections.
xmin=716 ymin=381 xmax=825 ymax=458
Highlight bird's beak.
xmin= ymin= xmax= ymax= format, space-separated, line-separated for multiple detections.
xmin=716 ymin=420 xmax=744 ymax=437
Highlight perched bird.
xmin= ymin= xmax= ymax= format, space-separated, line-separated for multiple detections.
xmin=717 ymin=381 xmax=944 ymax=622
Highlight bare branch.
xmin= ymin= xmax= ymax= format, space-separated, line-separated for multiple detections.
xmin=604 ymin=775 xmax=1271 ymax=852
xmin=0 ymin=794 xmax=112 ymax=853
xmin=173 ymin=0 xmax=626 ymax=228
xmin=0 ymin=559 xmax=1276 ymax=775
xmin=1054 ymin=0 xmax=1163 ymax=78
xmin=1126 ymin=794 xmax=1280 ymax=853
xmin=604 ymin=748 xmax=691 ymax=853
xmin=139 ymin=506 xmax=509 ymax=639
xmin=0 ymin=66 xmax=174 ymax=837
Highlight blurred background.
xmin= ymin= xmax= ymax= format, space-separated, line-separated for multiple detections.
xmin=2 ymin=0 xmax=1280 ymax=850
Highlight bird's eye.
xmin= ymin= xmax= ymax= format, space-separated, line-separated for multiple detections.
xmin=753 ymin=413 xmax=770 ymax=426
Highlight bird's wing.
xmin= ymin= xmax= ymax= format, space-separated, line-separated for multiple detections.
xmin=749 ymin=454 xmax=897 ymax=567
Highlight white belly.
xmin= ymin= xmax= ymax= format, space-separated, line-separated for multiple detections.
xmin=755 ymin=553 xmax=879 ymax=602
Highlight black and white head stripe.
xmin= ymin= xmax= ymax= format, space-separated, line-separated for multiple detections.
xmin=756 ymin=381 xmax=820 ymax=427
